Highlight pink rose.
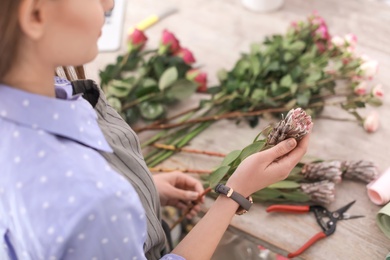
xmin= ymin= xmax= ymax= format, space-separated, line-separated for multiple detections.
xmin=315 ymin=25 xmax=330 ymax=40
xmin=175 ymin=48 xmax=196 ymax=64
xmin=127 ymin=29 xmax=148 ymax=52
xmin=354 ymin=81 xmax=367 ymax=95
xmin=186 ymin=69 xmax=207 ymax=92
xmin=159 ymin=29 xmax=181 ymax=54
xmin=363 ymin=111 xmax=380 ymax=133
xmin=359 ymin=60 xmax=379 ymax=79
xmin=371 ymin=84 xmax=384 ymax=99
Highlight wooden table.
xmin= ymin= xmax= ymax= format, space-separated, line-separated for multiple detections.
xmin=87 ymin=0 xmax=390 ymax=259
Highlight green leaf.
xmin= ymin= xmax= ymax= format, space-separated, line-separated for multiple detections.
xmin=238 ymin=140 xmax=266 ymax=162
xmin=280 ymin=74 xmax=293 ymax=87
xmin=251 ymin=89 xmax=266 ymax=101
xmin=158 ymin=67 xmax=178 ymax=90
xmin=250 ymin=56 xmax=261 ymax=76
xmin=139 ymin=102 xmax=166 ymax=120
xmin=165 ymin=79 xmax=197 ymax=100
xmin=142 ymin=78 xmax=157 ymax=88
xmin=281 ymin=191 xmax=310 ymax=202
xmin=106 ymin=80 xmax=134 ymax=98
xmin=221 ymin=150 xmax=241 ymax=166
xmin=297 ymin=90 xmax=311 ymax=106
xmin=217 ymin=69 xmax=228 ymax=82
xmin=209 ymin=166 xmax=230 ymax=188
xmin=107 ymin=97 xmax=122 ymax=112
xmin=287 ymin=41 xmax=306 ymax=51
xmin=283 ymin=52 xmax=294 ymax=62
xmin=268 ymin=181 xmax=301 ymax=189
xmin=290 ymin=83 xmax=298 ymax=94
xmin=306 ymin=71 xmax=322 ymax=83
xmin=253 ymin=188 xmax=283 ymax=200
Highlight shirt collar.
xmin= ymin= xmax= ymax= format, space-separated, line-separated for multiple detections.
xmin=0 ymin=77 xmax=112 ymax=152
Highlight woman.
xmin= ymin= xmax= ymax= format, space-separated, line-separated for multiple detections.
xmin=0 ymin=0 xmax=310 ymax=259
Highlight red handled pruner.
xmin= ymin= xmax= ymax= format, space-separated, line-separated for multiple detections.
xmin=266 ymin=200 xmax=364 ymax=258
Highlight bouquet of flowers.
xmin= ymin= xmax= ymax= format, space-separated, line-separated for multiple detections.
xmin=99 ymin=29 xmax=207 ymax=123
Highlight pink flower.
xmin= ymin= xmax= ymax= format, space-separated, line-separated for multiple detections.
xmin=159 ymin=29 xmax=181 ymax=54
xmin=331 ymin=35 xmax=345 ymax=47
xmin=175 ymin=48 xmax=196 ymax=64
xmin=316 ymin=42 xmax=327 ymax=53
xmin=359 ymin=60 xmax=379 ymax=79
xmin=363 ymin=111 xmax=380 ymax=133
xmin=127 ymin=29 xmax=148 ymax=52
xmin=371 ymin=84 xmax=384 ymax=99
xmin=186 ymin=69 xmax=207 ymax=92
xmin=354 ymin=81 xmax=367 ymax=95
xmin=315 ymin=25 xmax=330 ymax=40
xmin=344 ymin=33 xmax=357 ymax=48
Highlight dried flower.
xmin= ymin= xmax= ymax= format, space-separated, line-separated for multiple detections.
xmin=186 ymin=69 xmax=208 ymax=92
xmin=300 ymin=181 xmax=336 ymax=204
xmin=175 ymin=48 xmax=196 ymax=64
xmin=363 ymin=111 xmax=380 ymax=133
xmin=267 ymin=108 xmax=312 ymax=145
xmin=127 ymin=29 xmax=148 ymax=53
xmin=302 ymin=161 xmax=343 ymax=183
xmin=159 ymin=29 xmax=181 ymax=54
xmin=342 ymin=160 xmax=380 ymax=183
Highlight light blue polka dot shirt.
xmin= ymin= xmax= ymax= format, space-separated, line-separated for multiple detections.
xmin=0 ymin=79 xmax=184 ymax=260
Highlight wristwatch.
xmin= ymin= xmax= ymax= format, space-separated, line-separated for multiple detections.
xmin=215 ymin=184 xmax=253 ymax=215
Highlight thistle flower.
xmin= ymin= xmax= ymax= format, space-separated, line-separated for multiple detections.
xmin=300 ymin=181 xmax=336 ymax=204
xmin=342 ymin=160 xmax=380 ymax=183
xmin=301 ymin=161 xmax=343 ymax=183
xmin=267 ymin=108 xmax=312 ymax=145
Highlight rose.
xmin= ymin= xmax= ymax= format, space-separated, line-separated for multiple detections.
xmin=186 ymin=69 xmax=207 ymax=92
xmin=175 ymin=48 xmax=196 ymax=64
xmin=315 ymin=25 xmax=330 ymax=40
xmin=331 ymin=35 xmax=345 ymax=47
xmin=363 ymin=111 xmax=380 ymax=133
xmin=371 ymin=84 xmax=384 ymax=99
xmin=158 ymin=29 xmax=181 ymax=54
xmin=354 ymin=81 xmax=367 ymax=95
xmin=127 ymin=29 xmax=148 ymax=53
xmin=359 ymin=60 xmax=379 ymax=79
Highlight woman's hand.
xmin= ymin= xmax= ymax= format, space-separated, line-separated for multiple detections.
xmin=227 ymin=133 xmax=311 ymax=197
xmin=153 ymin=172 xmax=204 ymax=219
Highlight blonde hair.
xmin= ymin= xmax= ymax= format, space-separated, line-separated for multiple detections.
xmin=0 ymin=0 xmax=23 ymax=80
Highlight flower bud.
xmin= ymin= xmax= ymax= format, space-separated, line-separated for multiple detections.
xmin=331 ymin=35 xmax=345 ymax=47
xmin=354 ymin=81 xmax=367 ymax=95
xmin=158 ymin=29 xmax=181 ymax=54
xmin=186 ymin=69 xmax=207 ymax=92
xmin=127 ymin=29 xmax=148 ymax=53
xmin=359 ymin=60 xmax=379 ymax=79
xmin=371 ymin=84 xmax=384 ymax=99
xmin=175 ymin=48 xmax=196 ymax=64
xmin=363 ymin=111 xmax=380 ymax=133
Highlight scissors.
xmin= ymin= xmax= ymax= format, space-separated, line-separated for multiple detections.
xmin=266 ymin=200 xmax=364 ymax=258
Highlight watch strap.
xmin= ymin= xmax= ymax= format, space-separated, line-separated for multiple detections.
xmin=215 ymin=184 xmax=252 ymax=211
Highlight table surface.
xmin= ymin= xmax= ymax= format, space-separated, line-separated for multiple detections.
xmin=87 ymin=0 xmax=390 ymax=259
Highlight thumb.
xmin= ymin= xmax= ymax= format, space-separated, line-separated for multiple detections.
xmin=172 ymin=188 xmax=199 ymax=201
xmin=263 ymin=138 xmax=297 ymax=162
